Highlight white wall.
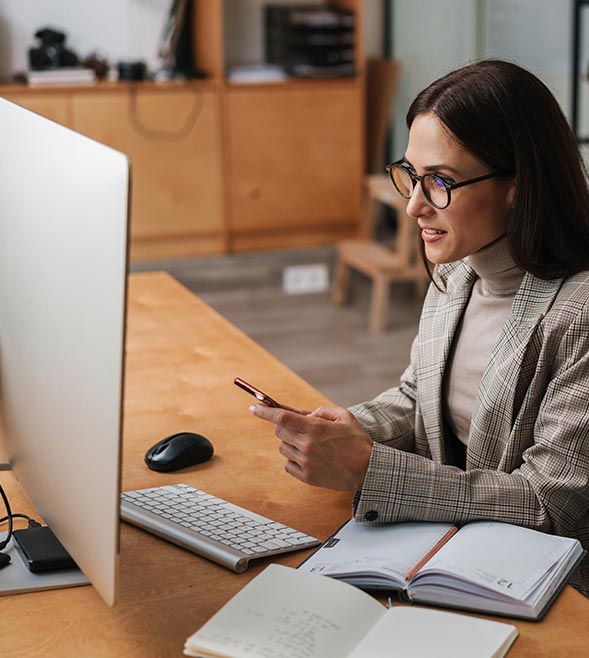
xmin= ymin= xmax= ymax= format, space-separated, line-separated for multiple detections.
xmin=483 ymin=0 xmax=571 ymax=114
xmin=482 ymin=0 xmax=588 ymax=161
xmin=0 ymin=0 xmax=171 ymax=78
xmin=390 ymin=0 xmax=578 ymax=159
xmin=391 ymin=0 xmax=480 ymax=159
xmin=0 ymin=0 xmax=382 ymax=78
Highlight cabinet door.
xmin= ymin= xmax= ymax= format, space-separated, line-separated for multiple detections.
xmin=1 ymin=93 xmax=72 ymax=127
xmin=72 ymin=88 xmax=225 ymax=260
xmin=225 ymin=83 xmax=363 ymax=250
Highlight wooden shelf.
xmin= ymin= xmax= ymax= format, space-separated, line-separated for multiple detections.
xmin=224 ymin=77 xmax=362 ymax=91
xmin=0 ymin=78 xmax=220 ymax=94
xmin=0 ymin=0 xmax=364 ymax=261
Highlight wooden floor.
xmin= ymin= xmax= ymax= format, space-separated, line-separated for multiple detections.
xmin=131 ymin=247 xmax=422 ymax=407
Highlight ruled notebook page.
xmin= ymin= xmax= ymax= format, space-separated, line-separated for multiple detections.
xmin=419 ymin=521 xmax=578 ymax=600
xmin=300 ymin=520 xmax=455 ymax=584
xmin=348 ymin=607 xmax=518 ymax=658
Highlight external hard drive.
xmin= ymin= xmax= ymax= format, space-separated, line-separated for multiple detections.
xmin=13 ymin=526 xmax=77 ymax=572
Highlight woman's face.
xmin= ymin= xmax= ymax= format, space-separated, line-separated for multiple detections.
xmin=404 ymin=113 xmax=515 ymax=264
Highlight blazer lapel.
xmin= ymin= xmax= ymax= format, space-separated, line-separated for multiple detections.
xmin=419 ymin=261 xmax=477 ymax=462
xmin=467 ymin=272 xmax=565 ymax=468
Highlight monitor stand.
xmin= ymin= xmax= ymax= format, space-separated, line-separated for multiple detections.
xmin=0 ymin=537 xmax=89 ymax=596
xmin=0 ymin=458 xmax=89 ymax=595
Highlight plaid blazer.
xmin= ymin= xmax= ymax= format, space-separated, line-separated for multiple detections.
xmin=350 ymin=260 xmax=589 ymax=597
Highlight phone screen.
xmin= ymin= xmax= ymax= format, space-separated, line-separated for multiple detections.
xmin=234 ymin=377 xmax=284 ymax=408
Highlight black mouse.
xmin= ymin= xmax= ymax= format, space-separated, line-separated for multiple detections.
xmin=145 ymin=432 xmax=214 ymax=472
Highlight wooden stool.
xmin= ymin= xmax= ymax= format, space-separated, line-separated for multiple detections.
xmin=332 ymin=175 xmax=429 ymax=333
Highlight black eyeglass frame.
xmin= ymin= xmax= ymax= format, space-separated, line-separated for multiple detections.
xmin=385 ymin=160 xmax=506 ymax=210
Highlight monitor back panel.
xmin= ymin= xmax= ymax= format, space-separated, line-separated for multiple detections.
xmin=0 ymin=98 xmax=129 ymax=606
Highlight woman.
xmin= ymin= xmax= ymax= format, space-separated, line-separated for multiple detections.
xmin=250 ymin=60 xmax=589 ymax=597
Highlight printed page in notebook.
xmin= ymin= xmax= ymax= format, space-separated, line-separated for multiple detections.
xmin=299 ymin=520 xmax=455 ymax=586
xmin=184 ymin=564 xmax=385 ymax=658
xmin=417 ymin=521 xmax=578 ymax=600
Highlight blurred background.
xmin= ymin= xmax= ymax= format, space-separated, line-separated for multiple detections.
xmin=0 ymin=0 xmax=586 ymax=406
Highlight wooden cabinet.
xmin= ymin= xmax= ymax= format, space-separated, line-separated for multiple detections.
xmin=1 ymin=92 xmax=73 ymax=127
xmin=225 ymin=82 xmax=363 ymax=251
xmin=2 ymin=83 xmax=225 ymax=261
xmin=72 ymin=87 xmax=225 ymax=260
xmin=0 ymin=0 xmax=364 ymax=260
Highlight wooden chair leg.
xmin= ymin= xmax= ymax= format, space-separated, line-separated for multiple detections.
xmin=361 ymin=192 xmax=379 ymax=239
xmin=370 ymin=275 xmax=389 ymax=333
xmin=332 ymin=257 xmax=351 ymax=305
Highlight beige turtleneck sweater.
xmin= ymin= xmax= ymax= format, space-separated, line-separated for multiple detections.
xmin=443 ymin=237 xmax=525 ymax=446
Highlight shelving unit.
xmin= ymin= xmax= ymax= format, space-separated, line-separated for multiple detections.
xmin=0 ymin=0 xmax=365 ymax=261
xmin=572 ymin=0 xmax=589 ymax=144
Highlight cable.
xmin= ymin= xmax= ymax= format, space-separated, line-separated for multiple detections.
xmin=0 ymin=484 xmax=13 ymax=550
xmin=0 ymin=513 xmax=40 ymax=526
xmin=0 ymin=487 xmax=42 ymax=553
xmin=127 ymin=84 xmax=204 ymax=142
xmin=0 ymin=486 xmax=42 ymax=570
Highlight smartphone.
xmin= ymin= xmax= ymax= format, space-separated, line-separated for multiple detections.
xmin=234 ymin=377 xmax=287 ymax=409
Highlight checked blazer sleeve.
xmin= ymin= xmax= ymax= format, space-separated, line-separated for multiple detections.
xmin=349 ymin=265 xmax=589 ymax=597
xmin=348 ymin=337 xmax=419 ymax=454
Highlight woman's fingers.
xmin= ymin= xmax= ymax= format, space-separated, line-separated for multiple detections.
xmin=249 ymin=403 xmax=373 ymax=490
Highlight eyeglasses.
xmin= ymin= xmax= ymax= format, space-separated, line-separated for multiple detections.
xmin=385 ymin=160 xmax=505 ymax=210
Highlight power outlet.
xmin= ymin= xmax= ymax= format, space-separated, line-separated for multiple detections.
xmin=282 ymin=264 xmax=329 ymax=295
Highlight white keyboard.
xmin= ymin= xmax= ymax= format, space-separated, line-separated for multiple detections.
xmin=120 ymin=484 xmax=320 ymax=573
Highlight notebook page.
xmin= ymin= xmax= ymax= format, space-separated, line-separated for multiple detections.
xmin=420 ymin=521 xmax=577 ymax=600
xmin=184 ymin=564 xmax=384 ymax=658
xmin=300 ymin=520 xmax=455 ymax=582
xmin=347 ymin=607 xmax=518 ymax=658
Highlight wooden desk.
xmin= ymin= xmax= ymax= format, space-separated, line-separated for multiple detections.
xmin=1 ymin=272 xmax=588 ymax=656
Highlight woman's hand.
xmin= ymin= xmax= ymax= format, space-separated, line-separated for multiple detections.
xmin=249 ymin=404 xmax=373 ymax=491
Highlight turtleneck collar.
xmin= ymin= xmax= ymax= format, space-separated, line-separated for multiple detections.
xmin=466 ymin=236 xmax=525 ymax=296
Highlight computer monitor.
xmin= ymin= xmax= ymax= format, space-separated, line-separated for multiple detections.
xmin=0 ymin=98 xmax=130 ymax=606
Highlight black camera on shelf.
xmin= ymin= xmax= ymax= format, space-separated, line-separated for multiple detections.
xmin=28 ymin=27 xmax=79 ymax=70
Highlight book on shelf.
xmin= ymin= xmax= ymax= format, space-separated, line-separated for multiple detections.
xmin=299 ymin=519 xmax=585 ymax=621
xmin=27 ymin=67 xmax=96 ymax=87
xmin=226 ymin=64 xmax=287 ymax=84
xmin=184 ymin=563 xmax=518 ymax=658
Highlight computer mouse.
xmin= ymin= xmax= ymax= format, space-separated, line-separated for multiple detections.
xmin=145 ymin=432 xmax=214 ymax=472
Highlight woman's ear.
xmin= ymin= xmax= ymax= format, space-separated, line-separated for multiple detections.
xmin=506 ymin=178 xmax=516 ymax=209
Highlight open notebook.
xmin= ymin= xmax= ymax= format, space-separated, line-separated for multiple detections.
xmin=299 ymin=519 xmax=584 ymax=620
xmin=184 ymin=564 xmax=518 ymax=658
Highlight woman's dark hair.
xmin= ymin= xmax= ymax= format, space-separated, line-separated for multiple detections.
xmin=407 ymin=59 xmax=589 ymax=280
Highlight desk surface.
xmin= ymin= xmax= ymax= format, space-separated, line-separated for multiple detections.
xmin=1 ymin=272 xmax=588 ymax=656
